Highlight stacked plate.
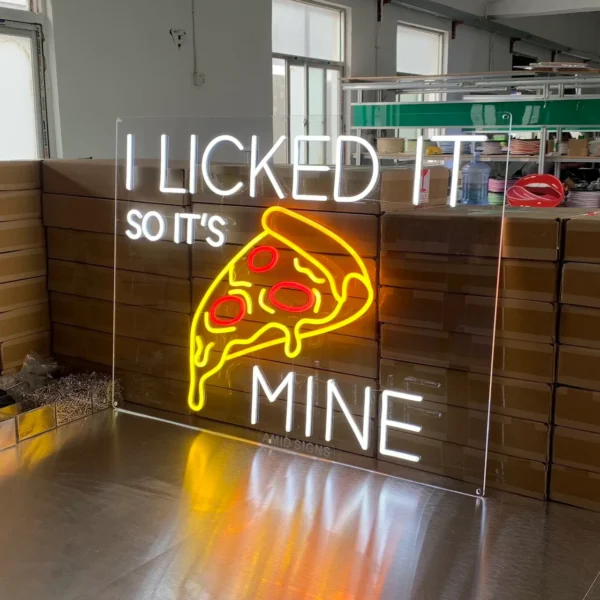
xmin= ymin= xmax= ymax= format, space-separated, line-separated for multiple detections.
xmin=566 ymin=190 xmax=600 ymax=208
xmin=438 ymin=141 xmax=455 ymax=154
xmin=511 ymin=139 xmax=541 ymax=155
xmin=377 ymin=137 xmax=405 ymax=154
xmin=488 ymin=178 xmax=518 ymax=205
xmin=481 ymin=141 xmax=503 ymax=155
xmin=558 ymin=142 xmax=569 ymax=155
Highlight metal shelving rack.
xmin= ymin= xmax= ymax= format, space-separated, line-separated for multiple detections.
xmin=341 ymin=70 xmax=600 ymax=175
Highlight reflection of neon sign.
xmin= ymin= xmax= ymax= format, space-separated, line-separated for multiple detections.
xmin=188 ymin=205 xmax=374 ymax=412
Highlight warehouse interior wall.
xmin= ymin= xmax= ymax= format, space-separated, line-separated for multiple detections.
xmin=3 ymin=0 xmax=597 ymax=158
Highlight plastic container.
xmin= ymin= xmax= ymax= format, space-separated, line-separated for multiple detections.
xmin=461 ymin=152 xmax=491 ymax=205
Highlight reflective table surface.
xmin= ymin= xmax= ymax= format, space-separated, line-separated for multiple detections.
xmin=0 ymin=410 xmax=599 ymax=600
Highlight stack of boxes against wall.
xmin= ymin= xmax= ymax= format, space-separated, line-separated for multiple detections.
xmin=553 ymin=215 xmax=600 ymax=511
xmin=0 ymin=162 xmax=50 ymax=375
xmin=42 ymin=160 xmax=193 ymax=414
xmin=379 ymin=202 xmax=566 ymax=498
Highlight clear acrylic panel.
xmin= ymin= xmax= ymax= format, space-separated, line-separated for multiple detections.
xmin=112 ymin=113 xmax=511 ymax=498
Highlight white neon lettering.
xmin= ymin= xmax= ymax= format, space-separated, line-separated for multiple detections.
xmin=141 ymin=211 xmax=167 ymax=242
xmin=160 ymin=134 xmax=187 ymax=194
xmin=189 ymin=134 xmax=199 ymax=194
xmin=379 ymin=390 xmax=422 ymax=463
xmin=431 ymin=135 xmax=487 ymax=207
xmin=250 ymin=135 xmax=286 ymax=199
xmin=126 ymin=134 xmax=135 ymax=191
xmin=175 ymin=213 xmax=202 ymax=244
xmin=251 ymin=366 xmax=295 ymax=433
xmin=125 ymin=209 xmax=143 ymax=240
xmin=202 ymin=135 xmax=244 ymax=196
xmin=412 ymin=136 xmax=424 ymax=206
xmin=206 ymin=215 xmax=227 ymax=248
xmin=334 ymin=136 xmax=379 ymax=202
xmin=292 ymin=135 xmax=331 ymax=202
xmin=305 ymin=376 xmax=314 ymax=437
xmin=325 ymin=380 xmax=371 ymax=451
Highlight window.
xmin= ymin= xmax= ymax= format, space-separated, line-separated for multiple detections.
xmin=272 ymin=0 xmax=344 ymax=164
xmin=396 ymin=23 xmax=444 ymax=76
xmin=396 ymin=24 xmax=445 ymax=139
xmin=0 ymin=0 xmax=31 ymax=10
xmin=0 ymin=24 xmax=46 ymax=159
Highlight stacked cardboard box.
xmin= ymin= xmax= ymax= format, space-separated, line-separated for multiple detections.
xmin=554 ymin=214 xmax=600 ymax=511
xmin=0 ymin=162 xmax=49 ymax=374
xmin=42 ymin=159 xmax=193 ymax=415
xmin=377 ymin=207 xmax=565 ymax=498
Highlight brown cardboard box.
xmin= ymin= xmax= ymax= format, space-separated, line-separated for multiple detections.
xmin=557 ymin=345 xmax=600 ymax=391
xmin=193 ymin=203 xmax=379 ymax=257
xmin=551 ymin=465 xmax=600 ymax=511
xmin=42 ymin=194 xmax=183 ymax=238
xmin=568 ymin=138 xmax=589 ymax=157
xmin=192 ymin=319 xmax=378 ymax=380
xmin=192 ymin=242 xmax=376 ymax=300
xmin=46 ymin=228 xmax=190 ymax=278
xmin=561 ymin=263 xmax=600 ymax=308
xmin=553 ymin=426 xmax=600 ymax=473
xmin=0 ymin=220 xmax=45 ymax=254
xmin=380 ymin=167 xmax=449 ymax=206
xmin=564 ymin=214 xmax=600 ymax=263
xmin=200 ymin=385 xmax=375 ymax=457
xmin=51 ymin=293 xmax=189 ymax=347
xmin=0 ymin=277 xmax=47 ymax=313
xmin=379 ymin=288 xmax=555 ymax=343
xmin=560 ymin=305 xmax=600 ymax=348
xmin=0 ymin=161 xmax=40 ymax=191
xmin=380 ymin=360 xmax=552 ymax=422
xmin=42 ymin=159 xmax=187 ymax=205
xmin=49 ymin=260 xmax=191 ymax=313
xmin=207 ymin=355 xmax=376 ymax=416
xmin=0 ymin=248 xmax=46 ymax=284
xmin=555 ymin=386 xmax=600 ymax=434
xmin=0 ymin=191 xmax=41 ymax=222
xmin=118 ymin=370 xmax=190 ymax=416
xmin=381 ymin=207 xmax=563 ymax=261
xmin=0 ymin=304 xmax=49 ymax=342
xmin=380 ymin=251 xmax=558 ymax=302
xmin=381 ymin=324 xmax=555 ymax=383
xmin=193 ymin=278 xmax=377 ymax=340
xmin=53 ymin=324 xmax=188 ymax=381
xmin=192 ymin=163 xmax=380 ymax=215
xmin=384 ymin=397 xmax=548 ymax=461
xmin=378 ymin=430 xmax=547 ymax=499
xmin=0 ymin=332 xmax=50 ymax=371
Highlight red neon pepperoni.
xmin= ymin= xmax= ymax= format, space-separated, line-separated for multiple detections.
xmin=209 ymin=295 xmax=246 ymax=326
xmin=268 ymin=281 xmax=315 ymax=313
xmin=248 ymin=246 xmax=279 ymax=273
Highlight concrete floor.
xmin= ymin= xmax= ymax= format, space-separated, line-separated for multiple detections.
xmin=0 ymin=409 xmax=599 ymax=600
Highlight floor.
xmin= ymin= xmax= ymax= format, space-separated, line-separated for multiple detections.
xmin=0 ymin=411 xmax=599 ymax=600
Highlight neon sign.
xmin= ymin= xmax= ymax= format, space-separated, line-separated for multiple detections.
xmin=187 ymin=205 xmax=374 ymax=411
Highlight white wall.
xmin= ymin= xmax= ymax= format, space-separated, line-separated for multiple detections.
xmin=47 ymin=0 xmax=273 ymax=158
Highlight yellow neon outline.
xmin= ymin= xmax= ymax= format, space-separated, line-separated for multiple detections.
xmin=312 ymin=288 xmax=322 ymax=313
xmin=194 ymin=339 xmax=214 ymax=368
xmin=203 ymin=311 xmax=236 ymax=335
xmin=228 ymin=266 xmax=252 ymax=288
xmin=293 ymin=257 xmax=326 ymax=284
xmin=228 ymin=288 xmax=253 ymax=315
xmin=258 ymin=287 xmax=275 ymax=315
xmin=188 ymin=207 xmax=374 ymax=411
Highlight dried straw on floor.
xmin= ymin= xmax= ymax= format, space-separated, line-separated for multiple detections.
xmin=24 ymin=373 xmax=123 ymax=424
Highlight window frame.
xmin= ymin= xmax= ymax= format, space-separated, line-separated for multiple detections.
xmin=396 ymin=21 xmax=446 ymax=78
xmin=0 ymin=19 xmax=49 ymax=158
xmin=272 ymin=0 xmax=345 ymax=65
